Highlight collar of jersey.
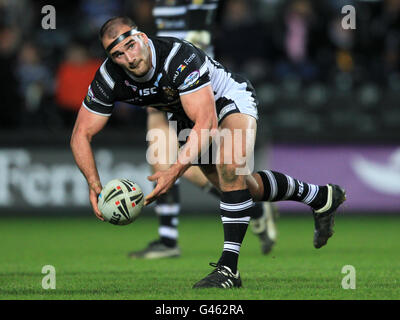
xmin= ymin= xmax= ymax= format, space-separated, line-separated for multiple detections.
xmin=124 ymin=39 xmax=156 ymax=83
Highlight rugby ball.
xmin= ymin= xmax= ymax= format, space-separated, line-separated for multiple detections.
xmin=98 ymin=178 xmax=144 ymax=225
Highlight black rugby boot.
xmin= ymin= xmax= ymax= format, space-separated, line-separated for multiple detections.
xmin=313 ymin=184 xmax=346 ymax=249
xmin=193 ymin=263 xmax=242 ymax=289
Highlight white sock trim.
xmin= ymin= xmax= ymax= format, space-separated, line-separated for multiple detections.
xmin=159 ymin=226 xmax=178 ymax=239
xmin=155 ymin=204 xmax=180 ymax=215
xmin=221 ymin=216 xmax=251 ymax=223
xmin=302 ymin=184 xmax=319 ymax=205
xmin=223 ymin=242 xmax=241 ymax=253
xmin=315 ymin=185 xmax=333 ymax=213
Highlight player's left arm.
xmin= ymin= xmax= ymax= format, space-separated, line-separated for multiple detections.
xmin=145 ymin=85 xmax=218 ymax=205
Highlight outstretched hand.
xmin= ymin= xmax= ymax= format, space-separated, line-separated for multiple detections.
xmin=144 ymin=169 xmax=179 ymax=206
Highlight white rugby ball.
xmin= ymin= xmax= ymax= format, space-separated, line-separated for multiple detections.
xmin=98 ymin=178 xmax=144 ymax=225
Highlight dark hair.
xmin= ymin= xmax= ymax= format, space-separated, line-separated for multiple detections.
xmin=99 ymin=16 xmax=137 ymax=41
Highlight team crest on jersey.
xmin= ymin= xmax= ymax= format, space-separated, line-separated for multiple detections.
xmin=178 ymin=70 xmax=200 ymax=90
xmin=124 ymin=80 xmax=137 ymax=92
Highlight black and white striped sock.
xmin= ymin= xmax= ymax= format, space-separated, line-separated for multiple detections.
xmin=218 ymin=189 xmax=254 ymax=274
xmin=257 ymin=170 xmax=328 ymax=210
xmin=155 ymin=181 xmax=180 ymax=248
xmin=202 ymin=182 xmax=264 ymax=220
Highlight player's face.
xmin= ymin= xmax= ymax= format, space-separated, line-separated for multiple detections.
xmin=103 ymin=26 xmax=152 ymax=77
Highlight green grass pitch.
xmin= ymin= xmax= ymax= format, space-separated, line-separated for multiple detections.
xmin=1 ymin=214 xmax=399 ymax=300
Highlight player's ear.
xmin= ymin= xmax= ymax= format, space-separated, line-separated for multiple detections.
xmin=139 ymin=32 xmax=149 ymax=44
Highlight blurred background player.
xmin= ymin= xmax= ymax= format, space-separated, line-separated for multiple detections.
xmin=128 ymin=0 xmax=278 ymax=260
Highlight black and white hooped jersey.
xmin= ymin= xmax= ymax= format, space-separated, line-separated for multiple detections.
xmin=83 ymin=36 xmax=258 ymax=124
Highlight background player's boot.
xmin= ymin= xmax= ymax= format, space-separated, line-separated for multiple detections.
xmin=193 ymin=263 xmax=242 ymax=289
xmin=250 ymin=202 xmax=278 ymax=254
xmin=128 ymin=239 xmax=181 ymax=259
xmin=313 ymin=184 xmax=346 ymax=249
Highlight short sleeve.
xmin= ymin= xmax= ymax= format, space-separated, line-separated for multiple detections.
xmin=82 ymin=69 xmax=115 ymax=116
xmin=168 ymin=42 xmax=211 ymax=95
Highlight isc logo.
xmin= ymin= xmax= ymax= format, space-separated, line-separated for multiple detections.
xmin=110 ymin=212 xmax=122 ymax=225
xmin=139 ymin=87 xmax=157 ymax=96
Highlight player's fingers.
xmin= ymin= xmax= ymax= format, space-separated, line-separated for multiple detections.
xmin=144 ymin=186 xmax=162 ymax=206
xmin=147 ymin=171 xmax=161 ymax=182
xmin=94 ymin=211 xmax=104 ymax=221
xmin=145 ymin=184 xmax=170 ymax=206
xmin=94 ymin=206 xmax=104 ymax=221
xmin=144 ymin=197 xmax=154 ymax=206
xmin=93 ymin=207 xmax=104 ymax=221
xmin=90 ymin=194 xmax=104 ymax=221
xmin=144 ymin=192 xmax=158 ymax=206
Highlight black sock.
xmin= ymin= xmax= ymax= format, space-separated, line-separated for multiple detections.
xmin=155 ymin=182 xmax=180 ymax=247
xmin=251 ymin=202 xmax=264 ymax=219
xmin=257 ymin=170 xmax=328 ymax=210
xmin=218 ymin=189 xmax=254 ymax=274
xmin=202 ymin=182 xmax=264 ymax=219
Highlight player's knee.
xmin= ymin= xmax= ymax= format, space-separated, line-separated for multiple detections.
xmin=246 ymin=174 xmax=264 ymax=201
xmin=218 ymin=163 xmax=244 ymax=186
xmin=182 ymin=167 xmax=195 ymax=181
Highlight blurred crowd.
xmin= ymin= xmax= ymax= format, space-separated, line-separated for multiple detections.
xmin=0 ymin=0 xmax=399 ymax=138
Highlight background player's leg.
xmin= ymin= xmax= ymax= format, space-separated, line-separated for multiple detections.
xmin=249 ymin=202 xmax=278 ymax=254
xmin=129 ymin=109 xmax=180 ymax=259
xmin=182 ymin=166 xmax=222 ymax=197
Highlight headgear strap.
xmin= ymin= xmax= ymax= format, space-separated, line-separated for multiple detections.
xmin=106 ymin=29 xmax=140 ymax=53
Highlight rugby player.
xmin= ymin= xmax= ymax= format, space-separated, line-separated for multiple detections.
xmin=70 ymin=17 xmax=346 ymax=288
xmin=130 ymin=0 xmax=278 ymax=259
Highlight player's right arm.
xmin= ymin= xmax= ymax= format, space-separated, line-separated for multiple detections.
xmin=70 ymin=64 xmax=116 ymax=220
xmin=70 ymin=106 xmax=109 ymax=221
